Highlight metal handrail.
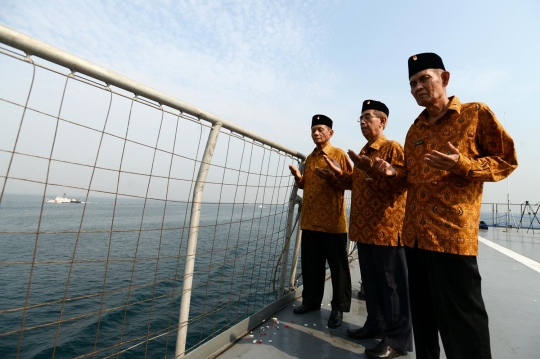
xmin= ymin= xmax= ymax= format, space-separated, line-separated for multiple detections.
xmin=0 ymin=24 xmax=305 ymax=161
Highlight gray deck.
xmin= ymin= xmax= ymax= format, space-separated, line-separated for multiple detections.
xmin=215 ymin=227 xmax=540 ymax=359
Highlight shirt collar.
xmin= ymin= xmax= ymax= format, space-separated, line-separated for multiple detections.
xmin=312 ymin=143 xmax=334 ymax=156
xmin=414 ymin=96 xmax=461 ymax=124
xmin=368 ymin=135 xmax=387 ymax=151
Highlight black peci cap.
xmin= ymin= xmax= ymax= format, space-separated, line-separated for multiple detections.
xmin=361 ymin=99 xmax=389 ymax=117
xmin=311 ymin=114 xmax=333 ymax=128
xmin=408 ymin=52 xmax=445 ymax=79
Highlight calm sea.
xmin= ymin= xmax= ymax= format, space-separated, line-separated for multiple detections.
xmin=0 ymin=194 xmax=292 ymax=358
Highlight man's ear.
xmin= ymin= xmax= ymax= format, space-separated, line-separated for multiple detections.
xmin=380 ymin=117 xmax=387 ymax=129
xmin=441 ymin=71 xmax=450 ymax=87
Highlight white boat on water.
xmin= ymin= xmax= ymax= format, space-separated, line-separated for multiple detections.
xmin=45 ymin=193 xmax=81 ymax=204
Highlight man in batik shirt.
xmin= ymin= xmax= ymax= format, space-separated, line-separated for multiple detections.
xmin=288 ymin=114 xmax=352 ymax=328
xmin=321 ymin=100 xmax=412 ymax=359
xmin=373 ymin=53 xmax=518 ymax=359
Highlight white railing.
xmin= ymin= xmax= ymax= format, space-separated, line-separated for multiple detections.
xmin=480 ymin=202 xmax=540 ymax=232
xmin=0 ymin=25 xmax=306 ymax=358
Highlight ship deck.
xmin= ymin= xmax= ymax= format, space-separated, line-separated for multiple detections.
xmin=208 ymin=227 xmax=539 ymax=359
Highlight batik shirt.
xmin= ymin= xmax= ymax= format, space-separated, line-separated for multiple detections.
xmin=296 ymin=144 xmax=352 ymax=234
xmin=401 ymin=96 xmax=518 ymax=255
xmin=334 ymin=136 xmax=407 ymax=245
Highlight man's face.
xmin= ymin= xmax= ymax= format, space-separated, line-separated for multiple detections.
xmin=409 ymin=69 xmax=448 ymax=107
xmin=359 ymin=110 xmax=384 ymax=140
xmin=311 ymin=124 xmax=333 ymax=145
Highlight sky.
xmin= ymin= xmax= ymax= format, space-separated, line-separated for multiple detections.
xmin=0 ymin=0 xmax=539 ymax=204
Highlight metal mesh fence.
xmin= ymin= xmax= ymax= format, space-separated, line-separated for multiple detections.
xmin=480 ymin=202 xmax=540 ymax=231
xmin=0 ymin=39 xmax=303 ymax=358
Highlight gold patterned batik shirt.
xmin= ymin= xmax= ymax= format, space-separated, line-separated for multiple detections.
xmin=296 ymin=144 xmax=352 ymax=234
xmin=334 ymin=136 xmax=407 ymax=246
xmin=401 ymin=96 xmax=518 ymax=255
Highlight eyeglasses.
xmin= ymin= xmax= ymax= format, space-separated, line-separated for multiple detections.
xmin=357 ymin=114 xmax=378 ymax=122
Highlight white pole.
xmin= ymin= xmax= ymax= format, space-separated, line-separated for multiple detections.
xmin=278 ymin=185 xmax=300 ymax=298
xmin=175 ymin=123 xmax=222 ymax=358
xmin=285 ymin=162 xmax=304 ymax=293
xmin=507 ymin=177 xmax=510 ymax=229
xmin=504 ymin=112 xmax=511 ymax=230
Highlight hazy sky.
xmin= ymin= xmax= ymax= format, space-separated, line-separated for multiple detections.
xmin=1 ymin=0 xmax=539 ymax=204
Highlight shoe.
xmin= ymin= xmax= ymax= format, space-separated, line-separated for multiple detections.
xmin=357 ymin=291 xmax=366 ymax=300
xmin=365 ymin=342 xmax=407 ymax=359
xmin=327 ymin=310 xmax=343 ymax=328
xmin=358 ymin=283 xmax=366 ymax=300
xmin=346 ymin=327 xmax=382 ymax=340
xmin=293 ymin=304 xmax=320 ymax=314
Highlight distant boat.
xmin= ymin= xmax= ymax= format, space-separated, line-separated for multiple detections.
xmin=259 ymin=204 xmax=264 ymax=208
xmin=46 ymin=193 xmax=81 ymax=204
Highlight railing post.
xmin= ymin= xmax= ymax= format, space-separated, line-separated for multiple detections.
xmin=175 ymin=122 xmax=222 ymax=358
xmin=288 ymin=218 xmax=303 ymax=291
xmin=283 ymin=162 xmax=304 ymax=295
xmin=277 ymin=161 xmax=304 ymax=299
xmin=348 ymin=239 xmax=355 ymax=254
xmin=277 ymin=188 xmax=299 ymax=298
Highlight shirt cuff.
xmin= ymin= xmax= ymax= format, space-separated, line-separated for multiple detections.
xmin=449 ymin=154 xmax=472 ymax=177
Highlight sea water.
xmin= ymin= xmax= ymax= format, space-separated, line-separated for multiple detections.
xmin=0 ymin=194 xmax=292 ymax=358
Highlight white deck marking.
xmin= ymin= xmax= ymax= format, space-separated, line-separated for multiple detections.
xmin=479 ymin=236 xmax=540 ymax=274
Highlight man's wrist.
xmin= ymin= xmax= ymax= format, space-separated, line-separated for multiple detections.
xmin=449 ymin=154 xmax=470 ymax=177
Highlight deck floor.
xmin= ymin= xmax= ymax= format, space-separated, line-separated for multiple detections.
xmin=216 ymin=227 xmax=540 ymax=359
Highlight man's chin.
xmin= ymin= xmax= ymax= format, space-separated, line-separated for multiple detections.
xmin=416 ymin=98 xmax=430 ymax=107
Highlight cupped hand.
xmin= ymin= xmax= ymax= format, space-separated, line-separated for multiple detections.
xmin=372 ymin=157 xmax=396 ymax=177
xmin=288 ymin=164 xmax=302 ymax=181
xmin=347 ymin=149 xmax=373 ymax=172
xmin=424 ymin=142 xmax=459 ymax=170
xmin=323 ymin=155 xmax=342 ymax=173
xmin=314 ymin=167 xmax=332 ymax=180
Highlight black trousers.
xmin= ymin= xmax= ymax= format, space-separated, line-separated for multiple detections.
xmin=358 ymin=243 xmax=413 ymax=352
xmin=300 ymin=230 xmax=351 ymax=312
xmin=405 ymin=246 xmax=492 ymax=359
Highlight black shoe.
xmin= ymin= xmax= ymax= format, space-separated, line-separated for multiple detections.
xmin=327 ymin=310 xmax=343 ymax=328
xmin=358 ymin=283 xmax=366 ymax=300
xmin=365 ymin=342 xmax=407 ymax=359
xmin=293 ymin=304 xmax=320 ymax=314
xmin=346 ymin=327 xmax=382 ymax=340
